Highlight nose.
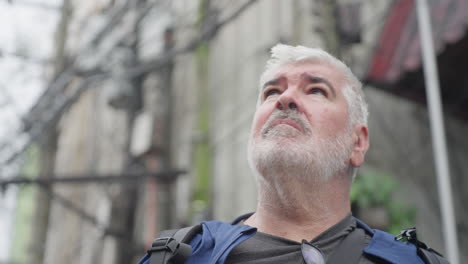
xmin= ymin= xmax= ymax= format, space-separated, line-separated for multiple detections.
xmin=276 ymin=89 xmax=299 ymax=111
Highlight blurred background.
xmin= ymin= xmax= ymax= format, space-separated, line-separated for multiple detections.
xmin=0 ymin=0 xmax=467 ymax=263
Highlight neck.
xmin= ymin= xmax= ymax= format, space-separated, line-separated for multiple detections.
xmin=245 ymin=173 xmax=352 ymax=242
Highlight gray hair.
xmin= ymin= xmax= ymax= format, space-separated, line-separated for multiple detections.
xmin=258 ymin=44 xmax=368 ymax=127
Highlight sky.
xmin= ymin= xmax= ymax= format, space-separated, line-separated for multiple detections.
xmin=0 ymin=0 xmax=60 ymax=261
xmin=0 ymin=0 xmax=60 ymax=142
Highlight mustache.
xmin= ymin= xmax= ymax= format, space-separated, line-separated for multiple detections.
xmin=262 ymin=109 xmax=311 ymax=135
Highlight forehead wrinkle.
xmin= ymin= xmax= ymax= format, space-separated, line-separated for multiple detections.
xmin=262 ymin=76 xmax=286 ymax=90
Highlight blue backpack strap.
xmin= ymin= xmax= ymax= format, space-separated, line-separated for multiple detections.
xmin=395 ymin=227 xmax=449 ymax=264
xmin=355 ymin=217 xmax=446 ymax=264
xmin=147 ymin=225 xmax=202 ymax=264
xmin=364 ymin=229 xmax=425 ymax=264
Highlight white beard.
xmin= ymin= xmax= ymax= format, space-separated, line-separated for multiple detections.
xmin=247 ymin=110 xmax=353 ymax=186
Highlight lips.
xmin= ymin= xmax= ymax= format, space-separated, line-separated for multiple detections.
xmin=269 ymin=118 xmax=303 ymax=132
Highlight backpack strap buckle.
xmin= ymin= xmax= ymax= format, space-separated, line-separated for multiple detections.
xmin=395 ymin=227 xmax=428 ymax=249
xmin=395 ymin=227 xmax=418 ymax=243
xmin=147 ymin=237 xmax=180 ymax=254
xmin=395 ymin=227 xmax=444 ymax=258
xmin=147 ymin=226 xmax=199 ymax=264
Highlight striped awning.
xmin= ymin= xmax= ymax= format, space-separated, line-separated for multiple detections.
xmin=365 ymin=0 xmax=468 ymax=120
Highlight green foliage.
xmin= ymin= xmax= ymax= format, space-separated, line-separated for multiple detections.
xmin=387 ymin=201 xmax=417 ymax=234
xmin=351 ymin=170 xmax=416 ymax=234
xmin=191 ymin=0 xmax=212 ymax=219
xmin=194 ymin=140 xmax=210 ymax=202
xmin=11 ymin=145 xmax=41 ymax=262
xmin=351 ymin=171 xmax=397 ymax=207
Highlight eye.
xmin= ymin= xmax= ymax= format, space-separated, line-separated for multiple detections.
xmin=307 ymin=87 xmax=328 ymax=97
xmin=264 ymin=88 xmax=281 ymax=98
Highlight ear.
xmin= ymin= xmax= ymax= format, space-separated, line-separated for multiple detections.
xmin=349 ymin=124 xmax=369 ymax=167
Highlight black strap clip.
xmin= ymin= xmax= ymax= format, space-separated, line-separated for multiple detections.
xmin=147 ymin=237 xmax=180 ymax=255
xmin=396 ymin=227 xmax=419 ymax=243
xmin=395 ymin=227 xmax=428 ymax=249
xmin=147 ymin=236 xmax=193 ymax=264
xmin=396 ymin=227 xmax=446 ymax=260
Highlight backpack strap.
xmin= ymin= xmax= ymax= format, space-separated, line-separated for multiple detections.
xmin=147 ymin=225 xmax=202 ymax=264
xmin=326 ymin=227 xmax=366 ymax=264
xmin=395 ymin=227 xmax=449 ymax=264
xmin=418 ymin=248 xmax=449 ymax=264
xmin=230 ymin=214 xmax=448 ymax=264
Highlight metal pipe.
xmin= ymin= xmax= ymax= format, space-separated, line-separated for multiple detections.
xmin=0 ymin=170 xmax=186 ymax=188
xmin=415 ymin=0 xmax=459 ymax=263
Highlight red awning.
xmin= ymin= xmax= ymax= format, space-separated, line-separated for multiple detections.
xmin=366 ymin=0 xmax=468 ymax=85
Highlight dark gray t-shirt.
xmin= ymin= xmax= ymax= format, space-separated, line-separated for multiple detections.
xmin=225 ymin=215 xmax=378 ymax=263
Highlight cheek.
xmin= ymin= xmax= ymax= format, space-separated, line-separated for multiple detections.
xmin=252 ymin=106 xmax=274 ymax=136
xmin=307 ymin=107 xmax=349 ymax=135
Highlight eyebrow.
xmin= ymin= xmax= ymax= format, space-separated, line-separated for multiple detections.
xmin=303 ymin=74 xmax=336 ymax=97
xmin=262 ymin=77 xmax=285 ymax=90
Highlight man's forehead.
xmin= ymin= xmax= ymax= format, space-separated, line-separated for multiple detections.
xmin=264 ymin=62 xmax=341 ymax=85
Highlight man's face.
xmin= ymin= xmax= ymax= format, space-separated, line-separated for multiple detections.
xmin=248 ymin=61 xmax=354 ymax=182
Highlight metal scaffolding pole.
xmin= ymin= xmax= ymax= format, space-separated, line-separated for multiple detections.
xmin=415 ymin=0 xmax=459 ymax=263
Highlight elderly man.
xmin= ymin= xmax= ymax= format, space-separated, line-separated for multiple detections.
xmin=138 ymin=44 xmax=447 ymax=264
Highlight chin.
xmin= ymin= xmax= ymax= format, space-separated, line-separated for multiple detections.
xmin=248 ymin=134 xmax=352 ymax=184
xmin=249 ymin=138 xmax=313 ymax=178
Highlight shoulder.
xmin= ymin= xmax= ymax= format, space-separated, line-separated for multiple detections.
xmin=364 ymin=229 xmax=426 ymax=264
xmin=191 ymin=220 xmax=256 ymax=245
xmin=356 ymin=219 xmax=448 ymax=264
xmin=189 ymin=220 xmax=256 ymax=249
xmin=138 ymin=221 xmax=255 ymax=264
xmin=186 ymin=220 xmax=257 ymax=264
